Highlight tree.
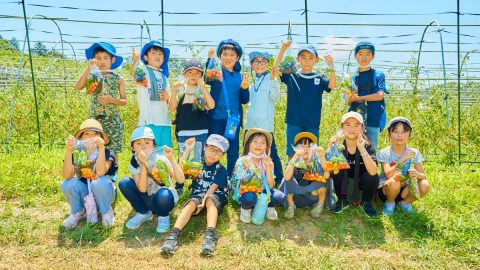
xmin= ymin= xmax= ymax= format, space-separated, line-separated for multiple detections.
xmin=32 ymin=41 xmax=47 ymax=56
xmin=9 ymin=37 xmax=19 ymax=51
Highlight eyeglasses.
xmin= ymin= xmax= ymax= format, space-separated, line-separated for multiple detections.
xmin=391 ymin=131 xmax=409 ymax=136
xmin=205 ymin=146 xmax=223 ymax=155
xmin=252 ymin=60 xmax=268 ymax=65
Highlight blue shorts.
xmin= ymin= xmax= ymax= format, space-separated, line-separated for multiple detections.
xmin=286 ymin=124 xmax=319 ymax=156
xmin=146 ymin=125 xmax=172 ymax=148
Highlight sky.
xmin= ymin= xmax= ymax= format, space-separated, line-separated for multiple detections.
xmin=0 ymin=0 xmax=479 ymax=83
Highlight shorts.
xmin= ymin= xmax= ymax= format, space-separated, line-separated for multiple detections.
xmin=377 ymin=185 xmax=408 ymax=203
xmin=185 ymin=194 xmax=225 ymax=215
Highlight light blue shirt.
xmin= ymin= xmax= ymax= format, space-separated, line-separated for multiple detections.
xmin=245 ymin=73 xmax=280 ymax=132
xmin=377 ymin=146 xmax=424 ymax=187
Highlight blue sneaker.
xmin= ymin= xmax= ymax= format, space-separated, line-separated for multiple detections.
xmin=399 ymin=201 xmax=415 ymax=214
xmin=157 ymin=216 xmax=170 ymax=233
xmin=382 ymin=202 xmax=396 ymax=215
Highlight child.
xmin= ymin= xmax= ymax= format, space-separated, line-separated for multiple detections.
xmin=130 ymin=41 xmax=172 ymax=147
xmin=206 ymin=39 xmax=250 ymax=176
xmin=328 ymin=112 xmax=379 ymax=217
xmin=348 ymin=41 xmax=388 ymax=150
xmin=160 ymin=135 xmax=229 ymax=256
xmin=245 ymin=51 xmax=283 ymax=185
xmin=118 ymin=126 xmax=185 ymax=233
xmin=275 ymin=40 xmax=336 ymax=157
xmin=377 ymin=117 xmax=430 ymax=215
xmin=61 ymin=119 xmax=117 ymax=229
xmin=281 ymin=132 xmax=330 ymax=219
xmin=231 ymin=128 xmax=286 ymax=223
xmin=75 ymin=42 xmax=126 ymax=155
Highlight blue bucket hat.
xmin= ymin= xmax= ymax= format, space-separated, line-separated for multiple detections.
xmin=216 ymin=39 xmax=243 ymax=72
xmin=85 ymin=42 xmax=124 ymax=69
xmin=297 ymin=44 xmax=318 ymax=57
xmin=248 ymin=51 xmax=273 ymax=63
xmin=141 ymin=40 xmax=170 ymax=78
xmin=354 ymin=41 xmax=375 ymax=55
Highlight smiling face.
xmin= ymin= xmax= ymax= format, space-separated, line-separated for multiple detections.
xmin=143 ymin=47 xmax=165 ymax=68
xmin=94 ymin=51 xmax=115 ymax=71
xmin=297 ymin=50 xmax=319 ymax=72
xmin=388 ymin=122 xmax=411 ymax=146
xmin=251 ymin=57 xmax=268 ymax=75
xmin=219 ymin=48 xmax=240 ymax=71
xmin=245 ymin=133 xmax=268 ymax=156
xmin=183 ymin=69 xmax=203 ymax=86
xmin=341 ymin=118 xmax=364 ymax=140
xmin=131 ymin=138 xmax=156 ymax=156
xmin=355 ymin=49 xmax=375 ymax=67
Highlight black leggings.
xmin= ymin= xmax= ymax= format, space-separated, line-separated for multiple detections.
xmin=332 ymin=170 xmax=379 ymax=203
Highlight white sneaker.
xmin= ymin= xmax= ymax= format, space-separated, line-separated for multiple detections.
xmin=240 ymin=208 xmax=252 ymax=223
xmin=266 ymin=207 xmax=278 ymax=220
xmin=284 ymin=204 xmax=296 ymax=219
xmin=156 ymin=216 xmax=170 ymax=233
xmin=101 ymin=207 xmax=115 ymax=228
xmin=63 ymin=209 xmax=86 ymax=229
xmin=125 ymin=211 xmax=153 ymax=229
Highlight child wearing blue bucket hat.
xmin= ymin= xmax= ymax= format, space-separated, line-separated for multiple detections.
xmin=205 ymin=39 xmax=250 ymax=177
xmin=274 ymin=40 xmax=337 ymax=158
xmin=75 ymin=42 xmax=127 ymax=155
xmin=244 ymin=51 xmax=283 ymax=186
xmin=348 ymin=41 xmax=389 ymax=151
xmin=129 ymin=41 xmax=173 ymax=148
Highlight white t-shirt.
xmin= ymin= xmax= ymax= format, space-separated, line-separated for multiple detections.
xmin=136 ymin=69 xmax=171 ymax=127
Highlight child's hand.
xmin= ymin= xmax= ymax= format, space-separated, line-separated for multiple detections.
xmin=348 ymin=94 xmax=361 ymax=103
xmin=172 ymin=82 xmax=183 ymax=92
xmin=163 ymin=146 xmax=174 ymax=160
xmin=194 ymin=196 xmax=207 ymax=215
xmin=97 ymin=95 xmax=111 ymax=104
xmin=407 ymin=168 xmax=418 ymax=179
xmin=197 ymin=77 xmax=205 ymax=88
xmin=281 ymin=40 xmax=292 ymax=50
xmin=399 ymin=150 xmax=415 ymax=164
xmin=314 ymin=146 xmax=325 ymax=156
xmin=293 ymin=148 xmax=305 ymax=159
xmin=87 ymin=59 xmax=97 ymax=69
xmin=324 ymin=55 xmax=334 ymax=69
xmin=185 ymin=137 xmax=196 ymax=150
xmin=93 ymin=137 xmax=105 ymax=148
xmin=131 ymin=48 xmax=140 ymax=61
xmin=270 ymin=66 xmax=278 ymax=80
xmin=137 ymin=150 xmax=147 ymax=165
xmin=208 ymin=48 xmax=215 ymax=58
xmin=65 ymin=135 xmax=76 ymax=152
xmin=158 ymin=91 xmax=170 ymax=101
xmin=241 ymin=73 xmax=250 ymax=89
xmin=243 ymin=157 xmax=251 ymax=169
xmin=263 ymin=156 xmax=274 ymax=170
xmin=357 ymin=131 xmax=368 ymax=151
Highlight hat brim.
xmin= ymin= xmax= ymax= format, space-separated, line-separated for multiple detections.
xmin=74 ymin=127 xmax=110 ymax=145
xmin=244 ymin=128 xmax=273 ymax=152
xmin=182 ymin=66 xmax=204 ymax=74
xmin=206 ymin=141 xmax=227 ymax=153
xmin=85 ymin=43 xmax=123 ymax=69
xmin=294 ymin=132 xmax=317 ymax=145
xmin=140 ymin=42 xmax=170 ymax=65
xmin=297 ymin=49 xmax=318 ymax=57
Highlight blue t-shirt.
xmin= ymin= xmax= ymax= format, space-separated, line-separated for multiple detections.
xmin=190 ymin=161 xmax=228 ymax=204
xmin=349 ymin=69 xmax=388 ymax=128
xmin=281 ymin=72 xmax=330 ymax=128
xmin=206 ymin=64 xmax=249 ymax=120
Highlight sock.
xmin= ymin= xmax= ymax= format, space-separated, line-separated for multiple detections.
xmin=172 ymin=227 xmax=181 ymax=235
xmin=206 ymin=227 xmax=216 ymax=233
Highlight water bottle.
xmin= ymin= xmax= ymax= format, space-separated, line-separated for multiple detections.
xmin=251 ymin=192 xmax=269 ymax=225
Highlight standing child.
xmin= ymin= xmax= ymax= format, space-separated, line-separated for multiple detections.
xmin=281 ymin=132 xmax=330 ymax=219
xmin=119 ymin=126 xmax=185 ymax=233
xmin=75 ymin=42 xmax=126 ymax=155
xmin=348 ymin=41 xmax=388 ymax=150
xmin=231 ymin=128 xmax=286 ymax=223
xmin=160 ymin=135 xmax=229 ymax=256
xmin=61 ymin=119 xmax=117 ymax=229
xmin=377 ymin=117 xmax=430 ymax=215
xmin=130 ymin=40 xmax=172 ymax=147
xmin=275 ymin=40 xmax=337 ymax=157
xmin=206 ymin=39 xmax=250 ymax=176
xmin=245 ymin=51 xmax=283 ymax=185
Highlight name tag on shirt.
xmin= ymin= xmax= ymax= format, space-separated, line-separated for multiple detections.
xmin=314 ymin=78 xmax=320 ymax=85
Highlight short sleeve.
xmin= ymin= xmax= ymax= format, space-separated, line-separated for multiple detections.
xmin=213 ymin=166 xmax=228 ymax=188
xmin=377 ymin=147 xmax=390 ymax=163
xmin=412 ymin=149 xmax=424 ymax=164
xmin=376 ymin=71 xmax=388 ymax=94
xmin=129 ymin=163 xmax=140 ymax=176
xmin=366 ymin=144 xmax=377 ymax=162
xmin=280 ymin=73 xmax=288 ymax=84
xmin=320 ymin=75 xmax=330 ymax=92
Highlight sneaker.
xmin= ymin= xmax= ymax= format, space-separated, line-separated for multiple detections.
xmin=399 ymin=201 xmax=415 ymax=213
xmin=63 ymin=209 xmax=86 ymax=229
xmin=160 ymin=231 xmax=180 ymax=255
xmin=333 ymin=198 xmax=349 ymax=214
xmin=157 ymin=216 xmax=170 ymax=233
xmin=311 ymin=204 xmax=324 ymax=218
xmin=363 ymin=202 xmax=378 ymax=217
xmin=284 ymin=204 xmax=296 ymax=219
xmin=101 ymin=207 xmax=115 ymax=227
xmin=382 ymin=202 xmax=396 ymax=215
xmin=266 ymin=207 xmax=278 ymax=220
xmin=200 ymin=229 xmax=217 ymax=256
xmin=125 ymin=211 xmax=153 ymax=230
xmin=239 ymin=208 xmax=252 ymax=223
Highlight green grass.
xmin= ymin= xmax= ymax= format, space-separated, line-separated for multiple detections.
xmin=0 ymin=148 xmax=479 ymax=269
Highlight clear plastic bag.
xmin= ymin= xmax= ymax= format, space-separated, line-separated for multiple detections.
xmin=339 ymin=72 xmax=357 ymax=101
xmin=146 ymin=149 xmax=171 ymax=187
xmin=180 ymin=141 xmax=203 ymax=180
xmin=304 ymin=145 xmax=327 ymax=182
xmin=239 ymin=167 xmax=263 ymax=195
xmin=192 ymin=86 xmax=207 ymax=111
xmin=279 ymin=54 xmax=298 ymax=75
xmin=86 ymin=65 xmax=103 ymax=95
xmin=205 ymin=56 xmax=223 ymax=82
xmin=73 ymin=139 xmax=98 ymax=180
xmin=291 ymin=145 xmax=307 ymax=170
xmin=324 ymin=130 xmax=350 ymax=174
xmin=133 ymin=61 xmax=148 ymax=87
xmin=393 ymin=157 xmax=420 ymax=200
